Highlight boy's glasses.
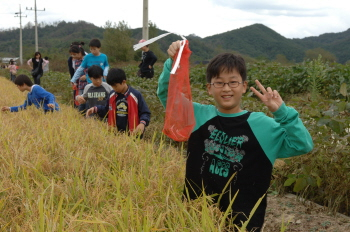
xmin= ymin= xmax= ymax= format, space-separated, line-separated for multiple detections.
xmin=210 ymin=81 xmax=242 ymax=88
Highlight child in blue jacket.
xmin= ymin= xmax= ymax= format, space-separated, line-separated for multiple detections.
xmin=1 ymin=74 xmax=59 ymax=113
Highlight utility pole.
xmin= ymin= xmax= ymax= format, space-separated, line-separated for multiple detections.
xmin=26 ymin=0 xmax=45 ymax=52
xmin=15 ymin=5 xmax=27 ymax=65
xmin=142 ymin=0 xmax=149 ymax=40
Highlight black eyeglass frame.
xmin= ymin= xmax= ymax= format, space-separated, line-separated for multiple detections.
xmin=209 ymin=81 xmax=243 ymax=88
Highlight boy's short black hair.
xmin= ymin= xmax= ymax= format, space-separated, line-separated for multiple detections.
xmin=89 ymin=39 xmax=101 ymax=48
xmin=87 ymin=65 xmax=103 ymax=79
xmin=14 ymin=74 xmax=33 ymax=86
xmin=206 ymin=53 xmax=247 ymax=82
xmin=107 ymin=68 xmax=126 ymax=86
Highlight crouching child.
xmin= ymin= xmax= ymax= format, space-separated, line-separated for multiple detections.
xmin=1 ymin=74 xmax=59 ymax=113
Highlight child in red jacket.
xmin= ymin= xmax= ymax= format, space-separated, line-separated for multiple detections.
xmin=86 ymin=68 xmax=151 ymax=137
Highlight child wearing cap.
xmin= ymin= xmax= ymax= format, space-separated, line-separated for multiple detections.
xmin=137 ymin=39 xmax=158 ymax=79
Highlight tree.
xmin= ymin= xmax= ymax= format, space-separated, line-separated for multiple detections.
xmin=304 ymin=48 xmax=337 ymax=63
xmin=24 ymin=22 xmax=34 ymax=29
xmin=103 ymin=20 xmax=133 ymax=62
xmin=275 ymin=54 xmax=293 ymax=65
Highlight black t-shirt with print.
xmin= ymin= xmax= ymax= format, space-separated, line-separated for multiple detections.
xmin=116 ymin=94 xmax=128 ymax=132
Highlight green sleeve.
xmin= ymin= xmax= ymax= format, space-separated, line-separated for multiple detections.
xmin=248 ymin=103 xmax=314 ymax=164
xmin=157 ymin=59 xmax=217 ymax=133
xmin=157 ymin=58 xmax=173 ymax=108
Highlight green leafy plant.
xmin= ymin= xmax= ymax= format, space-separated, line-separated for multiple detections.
xmin=283 ymin=165 xmax=322 ymax=193
xmin=306 ymin=55 xmax=328 ymax=101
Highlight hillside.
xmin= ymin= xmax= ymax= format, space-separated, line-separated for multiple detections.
xmin=293 ymin=28 xmax=350 ymax=64
xmin=1 ymin=20 xmax=350 ymax=64
xmin=130 ymin=28 xmax=216 ymax=61
xmin=0 ymin=21 xmax=104 ymax=61
xmin=203 ymin=24 xmax=306 ymax=62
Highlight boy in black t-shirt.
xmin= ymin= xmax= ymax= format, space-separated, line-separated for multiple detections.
xmin=157 ymin=41 xmax=314 ymax=231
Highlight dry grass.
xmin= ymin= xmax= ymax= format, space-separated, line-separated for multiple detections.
xmin=0 ymin=77 xmax=255 ymax=231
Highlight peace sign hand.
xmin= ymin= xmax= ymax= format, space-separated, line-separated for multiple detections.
xmin=250 ymin=80 xmax=283 ymax=112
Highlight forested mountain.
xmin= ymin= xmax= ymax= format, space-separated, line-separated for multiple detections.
xmin=1 ymin=20 xmax=350 ymax=64
xmin=292 ymin=28 xmax=350 ymax=64
xmin=130 ymin=28 xmax=217 ymax=62
xmin=203 ymin=24 xmax=306 ymax=62
xmin=0 ymin=21 xmax=104 ymax=61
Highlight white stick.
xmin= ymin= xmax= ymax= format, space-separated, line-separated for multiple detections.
xmin=133 ymin=32 xmax=187 ymax=74
xmin=170 ymin=39 xmax=186 ymax=74
xmin=133 ymin=32 xmax=172 ymax=51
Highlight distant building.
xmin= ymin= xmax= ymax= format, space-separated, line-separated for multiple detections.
xmin=0 ymin=57 xmax=19 ymax=69
xmin=1 ymin=57 xmax=19 ymax=63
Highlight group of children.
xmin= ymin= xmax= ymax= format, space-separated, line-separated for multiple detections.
xmin=2 ymin=38 xmax=152 ymax=136
xmin=68 ymin=39 xmax=151 ymax=135
xmin=1 ymin=38 xmax=313 ymax=231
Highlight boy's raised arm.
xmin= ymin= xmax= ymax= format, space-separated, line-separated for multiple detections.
xmin=157 ymin=59 xmax=172 ymax=108
xmin=249 ymin=79 xmax=313 ymax=159
xmin=157 ymin=41 xmax=182 ymax=108
xmin=250 ymin=80 xmax=283 ymax=112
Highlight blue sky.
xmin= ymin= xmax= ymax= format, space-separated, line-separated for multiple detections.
xmin=0 ymin=0 xmax=349 ymax=39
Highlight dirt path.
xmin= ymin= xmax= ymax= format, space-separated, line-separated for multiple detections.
xmin=263 ymin=194 xmax=350 ymax=231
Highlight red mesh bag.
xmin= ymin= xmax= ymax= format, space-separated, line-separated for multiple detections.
xmin=73 ymin=85 xmax=80 ymax=106
xmin=162 ymin=40 xmax=195 ymax=141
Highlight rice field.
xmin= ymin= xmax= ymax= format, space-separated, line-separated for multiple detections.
xmin=0 ymin=77 xmax=255 ymax=231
